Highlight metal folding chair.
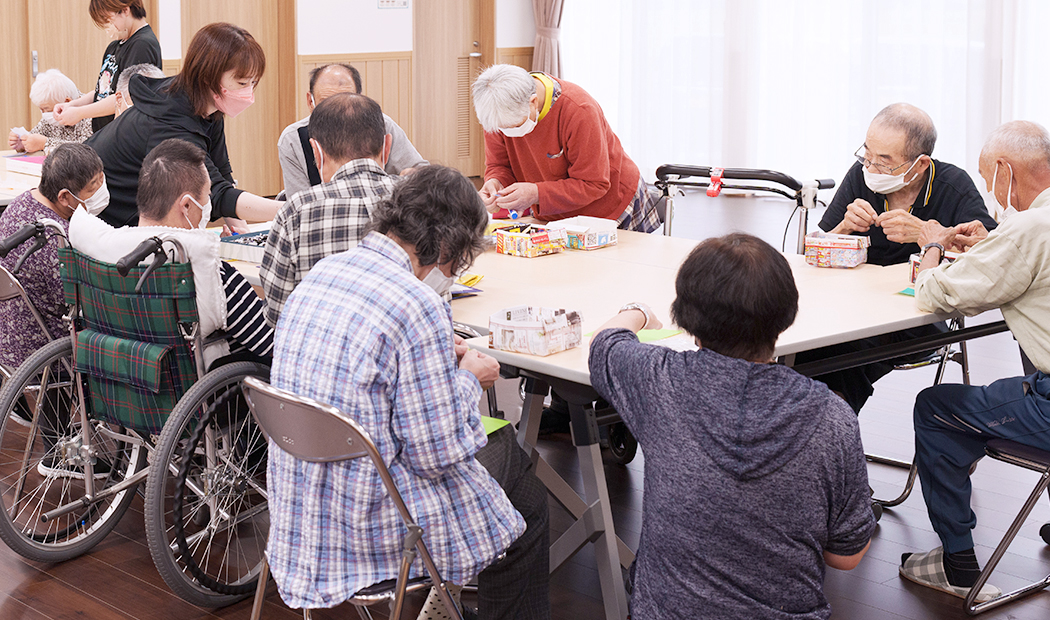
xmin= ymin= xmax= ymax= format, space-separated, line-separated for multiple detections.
xmin=963 ymin=439 xmax=1050 ymax=614
xmin=242 ymin=376 xmax=462 ymax=620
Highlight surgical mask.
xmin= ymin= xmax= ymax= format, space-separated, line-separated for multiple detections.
xmin=213 ymin=84 xmax=255 ymax=118
xmin=65 ymin=182 xmax=110 ymax=216
xmin=184 ymin=194 xmax=212 ymax=230
xmin=421 ymin=266 xmax=456 ymax=296
xmin=498 ymin=112 xmax=537 ymax=138
xmin=313 ymin=140 xmax=326 ymax=182
xmin=862 ymin=157 xmax=920 ymax=194
xmin=990 ymin=161 xmax=1018 ymax=223
xmin=41 ymin=112 xmax=55 ymax=123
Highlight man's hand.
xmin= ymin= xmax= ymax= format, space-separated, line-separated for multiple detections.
xmin=951 ymin=220 xmax=989 ymax=251
xmin=831 ymin=199 xmax=878 ymax=234
xmin=495 ymin=182 xmax=539 ymax=212
xmin=453 ymin=334 xmax=469 ymax=361
xmin=917 ymin=219 xmax=956 ymax=249
xmin=876 ymin=209 xmax=924 ymax=244
xmin=20 ymin=134 xmax=46 ymax=153
xmin=478 ymin=178 xmax=504 ymax=212
xmin=459 ymin=349 xmax=500 ymax=390
xmin=52 ymin=103 xmax=81 ymax=126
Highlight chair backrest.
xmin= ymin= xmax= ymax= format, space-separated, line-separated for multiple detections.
xmin=59 ymin=246 xmax=201 ymax=433
xmin=241 ymin=376 xmax=417 ymax=522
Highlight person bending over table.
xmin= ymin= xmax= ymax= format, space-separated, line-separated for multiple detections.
xmin=266 ymin=165 xmax=549 ymax=620
xmin=589 ymin=233 xmax=875 ymax=620
xmin=261 ymin=92 xmax=395 ymax=327
xmin=52 ymin=0 xmax=161 ymax=133
xmin=69 ymin=139 xmax=273 ymax=363
xmin=797 ymin=103 xmax=997 ymax=414
xmin=0 ymin=144 xmax=104 ymax=372
xmin=8 ymin=70 xmax=92 ymax=154
xmin=471 ymin=64 xmax=661 ymax=232
xmin=898 ymin=120 xmax=1050 ymax=602
xmin=86 ymin=22 xmax=281 ymax=229
xmin=277 ymin=63 xmax=426 ymax=199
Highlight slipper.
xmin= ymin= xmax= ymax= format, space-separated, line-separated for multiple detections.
xmin=899 ymin=547 xmax=1002 ymax=602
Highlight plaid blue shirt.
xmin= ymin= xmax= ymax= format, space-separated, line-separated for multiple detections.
xmin=267 ymin=232 xmax=525 ymax=609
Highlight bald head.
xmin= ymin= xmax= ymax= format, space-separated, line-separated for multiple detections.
xmin=307 ymin=63 xmax=362 ymax=111
xmin=871 ymin=103 xmax=937 ymax=159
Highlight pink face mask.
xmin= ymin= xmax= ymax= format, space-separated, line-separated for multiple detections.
xmin=213 ymin=84 xmax=255 ymax=118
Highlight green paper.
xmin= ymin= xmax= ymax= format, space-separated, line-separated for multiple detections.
xmin=481 ymin=416 xmax=511 ymax=435
xmin=899 ymin=287 xmax=915 ymax=297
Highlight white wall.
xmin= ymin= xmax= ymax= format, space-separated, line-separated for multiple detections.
xmin=156 ymin=0 xmax=535 ymax=58
xmin=158 ymin=0 xmax=182 ymax=59
xmin=497 ymin=0 xmax=535 ymax=48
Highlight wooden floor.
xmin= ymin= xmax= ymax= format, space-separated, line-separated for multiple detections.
xmin=1 ymin=190 xmax=1048 ymax=619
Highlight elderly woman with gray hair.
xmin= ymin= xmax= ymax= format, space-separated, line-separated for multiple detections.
xmin=8 ymin=69 xmax=93 ymax=154
xmin=471 ymin=64 xmax=660 ymax=232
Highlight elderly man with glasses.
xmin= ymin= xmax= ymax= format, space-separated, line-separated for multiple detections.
xmin=796 ymin=104 xmax=997 ymax=415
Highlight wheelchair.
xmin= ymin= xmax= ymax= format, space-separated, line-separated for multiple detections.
xmin=0 ymin=222 xmax=269 ymax=608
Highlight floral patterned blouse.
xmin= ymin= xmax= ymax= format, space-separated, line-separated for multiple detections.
xmin=0 ymin=191 xmax=69 ymax=369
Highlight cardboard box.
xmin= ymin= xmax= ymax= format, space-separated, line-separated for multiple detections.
xmin=219 ymin=230 xmax=269 ymax=263
xmin=804 ymin=231 xmax=871 ymax=268
xmin=489 ymin=305 xmax=582 ymax=356
xmin=558 ymin=216 xmax=618 ymax=250
xmin=495 ymin=224 xmax=566 ymax=258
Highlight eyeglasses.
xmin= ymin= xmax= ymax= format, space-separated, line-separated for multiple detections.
xmin=853 ymin=145 xmax=916 ymax=175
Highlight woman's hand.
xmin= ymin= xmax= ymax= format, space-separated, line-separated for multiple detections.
xmin=52 ymin=103 xmax=82 ymax=126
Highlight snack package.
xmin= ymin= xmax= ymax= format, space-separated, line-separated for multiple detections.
xmin=909 ymin=250 xmax=960 ymax=283
xmin=489 ymin=305 xmax=582 ymax=356
xmin=558 ymin=216 xmax=618 ymax=250
xmin=804 ymin=231 xmax=871 ymax=268
xmin=495 ymin=224 xmax=567 ymax=258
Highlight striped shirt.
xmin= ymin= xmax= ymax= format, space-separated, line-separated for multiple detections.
xmin=266 ymin=232 xmax=524 ymax=609
xmin=219 ymin=261 xmax=273 ymax=357
xmin=260 ymin=159 xmax=396 ymax=327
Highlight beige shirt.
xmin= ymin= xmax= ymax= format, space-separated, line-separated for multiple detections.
xmin=915 ymin=187 xmax=1050 ymax=373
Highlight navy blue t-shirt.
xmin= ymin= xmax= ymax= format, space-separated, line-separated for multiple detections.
xmin=92 ymin=24 xmax=162 ymax=132
xmin=818 ymin=159 xmax=996 ymax=266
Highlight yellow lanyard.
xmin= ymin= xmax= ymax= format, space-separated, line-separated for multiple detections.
xmin=530 ymin=72 xmax=556 ymax=122
xmin=884 ymin=160 xmax=936 ymax=214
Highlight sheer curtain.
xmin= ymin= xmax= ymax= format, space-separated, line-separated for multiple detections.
xmin=561 ymin=0 xmax=1045 ymax=188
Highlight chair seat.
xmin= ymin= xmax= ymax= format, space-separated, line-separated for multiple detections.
xmin=986 ymin=438 xmax=1050 ymax=471
xmin=352 ymin=575 xmax=432 ymax=600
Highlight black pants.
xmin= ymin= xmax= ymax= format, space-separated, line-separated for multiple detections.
xmin=473 ymin=425 xmax=550 ymax=620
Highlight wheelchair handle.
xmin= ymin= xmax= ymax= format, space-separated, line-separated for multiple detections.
xmin=655 ymin=164 xmax=836 ymax=192
xmin=116 ymin=237 xmax=164 ymax=277
xmin=0 ymin=223 xmax=41 ymax=258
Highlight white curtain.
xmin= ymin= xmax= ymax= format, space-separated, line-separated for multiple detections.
xmin=561 ymin=0 xmax=1046 ymax=189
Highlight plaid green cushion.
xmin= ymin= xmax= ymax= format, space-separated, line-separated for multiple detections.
xmin=59 ymin=247 xmax=200 ymax=433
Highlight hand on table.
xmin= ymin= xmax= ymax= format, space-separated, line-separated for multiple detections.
xmin=51 ymin=103 xmax=82 ymax=126
xmin=951 ymin=220 xmax=989 ymax=251
xmin=876 ymin=209 xmax=924 ymax=244
xmin=917 ymin=219 xmax=956 ymax=250
xmin=478 ymin=178 xmax=503 ymax=212
xmin=494 ymin=182 xmax=539 ymax=213
xmin=18 ymin=134 xmax=46 ymax=154
xmin=223 ymin=217 xmax=250 ymax=235
xmin=459 ymin=349 xmax=500 ymax=390
xmin=832 ymin=199 xmax=878 ymax=234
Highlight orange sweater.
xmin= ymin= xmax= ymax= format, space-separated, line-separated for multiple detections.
xmin=483 ymin=79 xmax=640 ymax=221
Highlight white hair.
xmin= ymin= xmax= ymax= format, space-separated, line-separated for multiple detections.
xmin=472 ymin=64 xmax=535 ymax=133
xmin=982 ymin=120 xmax=1050 ymax=169
xmin=30 ymin=69 xmax=80 ymax=109
xmin=116 ymin=63 xmax=165 ymax=98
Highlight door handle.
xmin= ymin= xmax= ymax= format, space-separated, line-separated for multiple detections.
xmin=469 ymin=52 xmax=482 ymax=58
xmin=31 ymin=51 xmax=38 ymax=78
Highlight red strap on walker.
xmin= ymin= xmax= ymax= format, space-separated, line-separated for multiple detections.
xmin=707 ymin=168 xmax=724 ymax=197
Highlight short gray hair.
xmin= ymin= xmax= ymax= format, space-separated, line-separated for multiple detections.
xmin=30 ymin=69 xmax=80 ymax=109
xmin=116 ymin=63 xmax=165 ymax=99
xmin=872 ymin=103 xmax=937 ymax=159
xmin=982 ymin=120 xmax=1050 ymax=169
xmin=472 ymin=64 xmax=535 ymax=133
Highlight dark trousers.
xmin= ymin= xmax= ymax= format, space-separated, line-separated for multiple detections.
xmin=913 ymin=371 xmax=1050 ymax=553
xmin=473 ymin=425 xmax=550 ymax=620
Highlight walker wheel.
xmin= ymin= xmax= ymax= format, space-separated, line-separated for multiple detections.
xmin=1040 ymin=522 xmax=1050 ymax=545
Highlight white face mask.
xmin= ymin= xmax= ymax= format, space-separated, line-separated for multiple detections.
xmin=990 ymin=161 xmax=1018 ymax=223
xmin=41 ymin=112 xmax=55 ymax=123
xmin=312 ymin=139 xmax=327 ymax=182
xmin=421 ymin=265 xmax=456 ymax=296
xmin=498 ymin=111 xmax=537 ymax=138
xmin=862 ymin=157 xmax=920 ymax=194
xmin=184 ymin=194 xmax=212 ymax=230
xmin=65 ymin=182 xmax=110 ymax=215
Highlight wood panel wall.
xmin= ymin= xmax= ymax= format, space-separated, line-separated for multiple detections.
xmin=161 ymin=59 xmax=181 ymax=77
xmin=297 ymin=52 xmax=413 ymax=140
xmin=0 ymin=1 xmax=31 ymax=132
xmin=497 ymin=46 xmax=535 ymax=72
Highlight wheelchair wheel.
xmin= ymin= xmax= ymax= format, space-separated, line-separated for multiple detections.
xmin=0 ymin=337 xmax=146 ymax=562
xmin=1040 ymin=522 xmax=1050 ymax=546
xmin=144 ymin=361 xmax=270 ymax=607
xmin=604 ymin=422 xmax=638 ymax=465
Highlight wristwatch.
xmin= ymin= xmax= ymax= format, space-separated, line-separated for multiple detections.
xmin=921 ymin=242 xmax=945 ymax=262
xmin=619 ymin=302 xmax=651 ymax=329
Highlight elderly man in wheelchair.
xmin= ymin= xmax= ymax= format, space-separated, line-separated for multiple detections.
xmin=0 ymin=138 xmax=273 ymax=608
